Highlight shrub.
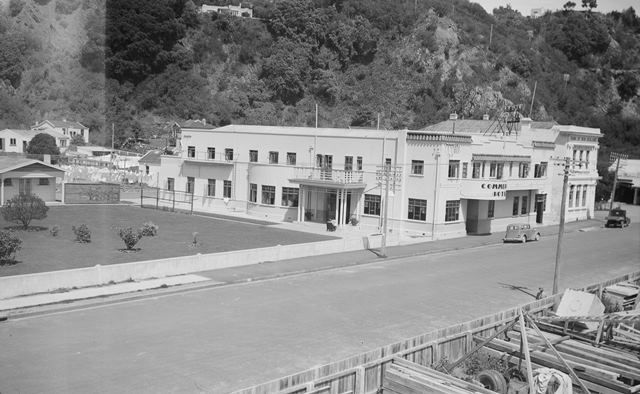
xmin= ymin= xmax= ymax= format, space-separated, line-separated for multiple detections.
xmin=50 ymin=225 xmax=60 ymax=237
xmin=1 ymin=194 xmax=49 ymax=229
xmin=72 ymin=224 xmax=91 ymax=243
xmin=140 ymin=221 xmax=158 ymax=237
xmin=119 ymin=227 xmax=142 ymax=250
xmin=0 ymin=231 xmax=22 ymax=262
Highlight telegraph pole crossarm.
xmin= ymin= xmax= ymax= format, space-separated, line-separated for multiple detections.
xmin=609 ymin=152 xmax=628 ymax=211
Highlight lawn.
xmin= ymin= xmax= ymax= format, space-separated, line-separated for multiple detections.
xmin=0 ymin=205 xmax=336 ymax=277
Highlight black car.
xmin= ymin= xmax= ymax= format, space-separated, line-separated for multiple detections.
xmin=605 ymin=209 xmax=631 ymax=228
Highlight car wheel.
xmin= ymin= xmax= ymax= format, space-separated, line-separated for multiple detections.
xmin=534 ymin=233 xmax=540 ymax=241
xmin=477 ymin=370 xmax=508 ymax=394
xmin=521 ymin=235 xmax=527 ymax=243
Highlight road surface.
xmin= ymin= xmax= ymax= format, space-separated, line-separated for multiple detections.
xmin=0 ymin=224 xmax=638 ymax=393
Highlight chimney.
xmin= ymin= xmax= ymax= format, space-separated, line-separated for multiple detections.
xmin=482 ymin=114 xmax=490 ymax=121
xmin=449 ymin=113 xmax=458 ymax=120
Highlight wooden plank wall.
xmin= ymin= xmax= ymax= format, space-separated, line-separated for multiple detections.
xmin=232 ymin=271 xmax=640 ymax=394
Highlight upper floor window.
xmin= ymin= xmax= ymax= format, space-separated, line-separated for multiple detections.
xmin=411 ymin=160 xmax=424 ymax=175
xmin=385 ymin=158 xmax=392 ymax=167
xmin=287 ymin=152 xmax=296 ymax=165
xmin=225 ymin=148 xmax=234 ymax=161
xmin=585 ymin=151 xmax=590 ymax=169
xmin=462 ymin=162 xmax=468 ymax=178
xmin=60 ymin=140 xmax=67 ymax=147
xmin=187 ymin=146 xmax=195 ymax=158
xmin=496 ymin=163 xmax=504 ymax=179
xmin=207 ymin=147 xmax=215 ymax=160
xmin=472 ymin=162 xmax=481 ymax=179
xmin=489 ymin=162 xmax=497 ymax=178
xmin=448 ymin=160 xmax=460 ymax=178
xmin=518 ymin=163 xmax=529 ymax=178
xmin=534 ymin=162 xmax=547 ymax=178
xmin=357 ymin=156 xmax=363 ymax=171
xmin=345 ymin=156 xmax=353 ymax=171
xmin=249 ymin=150 xmax=258 ymax=162
xmin=269 ymin=151 xmax=279 ymax=164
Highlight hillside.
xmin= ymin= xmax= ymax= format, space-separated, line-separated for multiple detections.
xmin=1 ymin=0 xmax=639 ymax=196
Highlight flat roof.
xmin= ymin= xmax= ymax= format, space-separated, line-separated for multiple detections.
xmin=189 ymin=124 xmax=402 ymax=139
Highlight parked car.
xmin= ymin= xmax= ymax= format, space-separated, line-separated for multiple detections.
xmin=605 ymin=209 xmax=631 ymax=228
xmin=503 ymin=223 xmax=540 ymax=243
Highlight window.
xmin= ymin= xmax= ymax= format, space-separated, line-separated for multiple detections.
xmin=408 ymin=198 xmax=427 ymax=221
xmin=357 ymin=156 xmax=363 ymax=171
xmin=472 ymin=162 xmax=481 ymax=179
xmin=167 ymin=178 xmax=174 ymax=191
xmin=569 ymin=185 xmax=575 ymax=208
xmin=481 ymin=162 xmax=486 ymax=178
xmin=575 ymin=186 xmax=581 ymax=207
xmin=462 ymin=163 xmax=468 ymax=178
xmin=249 ymin=150 xmax=258 ymax=162
xmin=207 ymin=147 xmax=216 ymax=160
xmin=385 ymin=158 xmax=392 ymax=167
xmin=582 ymin=185 xmax=587 ymax=207
xmin=364 ymin=194 xmax=381 ymax=216
xmin=145 ymin=165 xmax=149 ymax=175
xmin=249 ymin=183 xmax=257 ymax=202
xmin=509 ymin=162 xmax=513 ymax=177
xmin=534 ymin=162 xmax=547 ymax=178
xmin=207 ymin=179 xmax=216 ymax=197
xmin=513 ymin=196 xmax=519 ymax=216
xmin=496 ymin=163 xmax=504 ymax=179
xmin=287 ymin=152 xmax=296 ymax=165
xmin=187 ymin=146 xmax=195 ymax=158
xmin=225 ymin=148 xmax=234 ymax=161
xmin=448 ymin=160 xmax=460 ymax=178
xmin=10 ymin=138 xmax=16 ymax=146
xmin=262 ymin=185 xmax=275 ymax=205
xmin=521 ymin=196 xmax=528 ymax=215
xmin=38 ymin=178 xmax=50 ymax=186
xmin=489 ymin=162 xmax=497 ymax=177
xmin=585 ymin=151 xmax=590 ymax=169
xmin=223 ymin=180 xmax=232 ymax=198
xmin=445 ymin=200 xmax=460 ymax=222
xmin=281 ymin=187 xmax=299 ymax=207
xmin=518 ymin=163 xmax=529 ymax=178
xmin=579 ymin=150 xmax=584 ymax=168
xmin=535 ymin=194 xmax=547 ymax=212
xmin=488 ymin=200 xmax=495 ymax=218
xmin=186 ymin=177 xmax=195 ymax=194
xmin=345 ymin=156 xmax=353 ymax=171
xmin=411 ymin=160 xmax=424 ymax=175
xmin=0 ymin=138 xmax=3 ymax=150
xmin=268 ymin=151 xmax=279 ymax=164
xmin=2 ymin=178 xmax=11 ymax=187
xmin=60 ymin=140 xmax=67 ymax=147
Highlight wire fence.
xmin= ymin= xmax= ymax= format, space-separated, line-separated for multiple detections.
xmin=139 ymin=185 xmax=195 ymax=214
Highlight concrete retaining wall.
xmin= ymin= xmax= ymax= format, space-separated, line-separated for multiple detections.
xmin=0 ymin=236 xmax=372 ymax=300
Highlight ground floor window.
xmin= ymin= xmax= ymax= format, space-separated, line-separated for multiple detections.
xmin=445 ymin=200 xmax=460 ymax=222
xmin=207 ymin=179 xmax=216 ymax=197
xmin=488 ymin=200 xmax=495 ymax=218
xmin=3 ymin=178 xmax=12 ymax=187
xmin=38 ymin=178 xmax=50 ymax=186
xmin=569 ymin=185 xmax=575 ymax=208
xmin=534 ymin=194 xmax=547 ymax=212
xmin=364 ymin=194 xmax=381 ymax=216
xmin=521 ymin=195 xmax=528 ymax=215
xmin=582 ymin=185 xmax=587 ymax=207
xmin=186 ymin=177 xmax=194 ymax=194
xmin=249 ymin=183 xmax=257 ymax=202
xmin=512 ymin=196 xmax=519 ymax=216
xmin=167 ymin=177 xmax=174 ymax=191
xmin=281 ymin=187 xmax=299 ymax=207
xmin=223 ymin=180 xmax=232 ymax=198
xmin=262 ymin=185 xmax=275 ymax=205
xmin=575 ymin=185 xmax=582 ymax=207
xmin=408 ymin=198 xmax=427 ymax=221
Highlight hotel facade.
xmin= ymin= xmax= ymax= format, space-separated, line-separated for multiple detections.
xmin=153 ymin=117 xmax=601 ymax=239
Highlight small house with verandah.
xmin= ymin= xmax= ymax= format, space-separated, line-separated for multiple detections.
xmin=0 ymin=157 xmax=66 ymax=205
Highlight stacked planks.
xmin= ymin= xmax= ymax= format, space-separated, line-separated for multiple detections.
xmin=476 ymin=324 xmax=640 ymax=394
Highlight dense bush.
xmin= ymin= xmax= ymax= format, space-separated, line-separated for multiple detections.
xmin=72 ymin=224 xmax=91 ymax=243
xmin=119 ymin=227 xmax=143 ymax=250
xmin=0 ymin=231 xmax=22 ymax=263
xmin=140 ymin=221 xmax=158 ymax=237
xmin=0 ymin=194 xmax=49 ymax=229
xmin=49 ymin=225 xmax=60 ymax=237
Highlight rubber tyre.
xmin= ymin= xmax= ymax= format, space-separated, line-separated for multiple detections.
xmin=534 ymin=233 xmax=540 ymax=241
xmin=521 ymin=235 xmax=527 ymax=243
xmin=477 ymin=370 xmax=508 ymax=394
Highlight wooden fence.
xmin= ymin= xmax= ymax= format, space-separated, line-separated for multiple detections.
xmin=232 ymin=271 xmax=640 ymax=394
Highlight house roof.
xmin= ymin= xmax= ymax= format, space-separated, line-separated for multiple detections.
xmin=179 ymin=119 xmax=213 ymax=129
xmin=0 ymin=157 xmax=66 ymax=174
xmin=139 ymin=150 xmax=163 ymax=165
xmin=1 ymin=128 xmax=70 ymax=140
xmin=33 ymin=120 xmax=87 ymax=129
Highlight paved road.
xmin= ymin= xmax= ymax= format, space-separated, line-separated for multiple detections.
xmin=1 ymin=225 xmax=638 ymax=393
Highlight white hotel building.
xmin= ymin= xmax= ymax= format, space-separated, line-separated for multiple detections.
xmin=154 ymin=117 xmax=601 ymax=239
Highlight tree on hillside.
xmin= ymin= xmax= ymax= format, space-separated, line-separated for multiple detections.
xmin=26 ymin=133 xmax=60 ymax=156
xmin=563 ymin=2 xmax=576 ymax=11
xmin=1 ymin=194 xmax=49 ymax=230
xmin=582 ymin=0 xmax=597 ymax=11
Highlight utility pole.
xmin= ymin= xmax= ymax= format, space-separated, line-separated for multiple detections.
xmin=488 ymin=24 xmax=493 ymax=50
xmin=381 ymin=163 xmax=391 ymax=258
xmin=529 ymin=81 xmax=537 ymax=118
xmin=609 ymin=152 xmax=628 ymax=211
xmin=553 ymin=157 xmax=570 ymax=295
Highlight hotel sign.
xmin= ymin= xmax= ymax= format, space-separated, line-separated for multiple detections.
xmin=460 ymin=180 xmax=508 ymax=200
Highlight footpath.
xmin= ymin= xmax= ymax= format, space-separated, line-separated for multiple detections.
xmin=0 ymin=216 xmax=607 ymax=318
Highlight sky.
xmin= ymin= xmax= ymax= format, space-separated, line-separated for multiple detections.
xmin=473 ymin=0 xmax=638 ymax=15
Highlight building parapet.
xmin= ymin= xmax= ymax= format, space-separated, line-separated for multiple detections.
xmin=406 ymin=132 xmax=472 ymax=144
xmin=532 ymin=141 xmax=555 ymax=149
xmin=472 ymin=153 xmax=531 ymax=162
